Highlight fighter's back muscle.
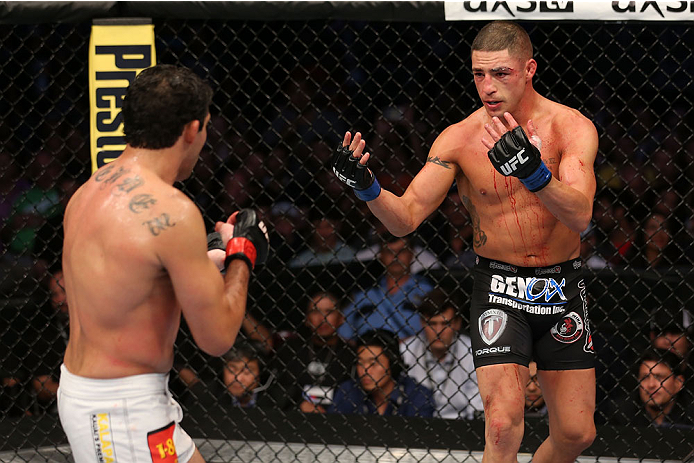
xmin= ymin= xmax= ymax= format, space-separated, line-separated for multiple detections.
xmin=63 ymin=162 xmax=191 ymax=376
xmin=445 ymin=103 xmax=583 ymax=266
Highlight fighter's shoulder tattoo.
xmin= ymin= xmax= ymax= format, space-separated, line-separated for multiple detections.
xmin=129 ymin=193 xmax=157 ymax=214
xmin=460 ymin=195 xmax=487 ymax=248
xmin=426 ymin=156 xmax=452 ymax=169
xmin=94 ymin=164 xmax=147 ymax=196
xmin=112 ymin=175 xmax=144 ymax=196
xmin=94 ymin=164 xmax=129 ymax=186
xmin=142 ymin=213 xmax=176 ymax=236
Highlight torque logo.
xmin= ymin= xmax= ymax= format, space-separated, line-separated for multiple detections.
xmin=479 ymin=309 xmax=507 ymax=345
xmin=475 ymin=346 xmax=511 ymax=356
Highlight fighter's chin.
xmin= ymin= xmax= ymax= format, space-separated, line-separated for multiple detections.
xmin=483 ymin=101 xmax=505 ymax=116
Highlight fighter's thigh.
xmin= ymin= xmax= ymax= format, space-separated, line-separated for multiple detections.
xmin=537 ymin=368 xmax=596 ymax=433
xmin=476 ymin=363 xmax=529 ymax=417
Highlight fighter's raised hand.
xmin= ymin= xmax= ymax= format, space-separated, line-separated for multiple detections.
xmin=331 ymin=131 xmax=382 ymax=201
xmin=484 ymin=112 xmax=552 ymax=193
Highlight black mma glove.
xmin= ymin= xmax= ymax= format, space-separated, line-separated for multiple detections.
xmin=332 ymin=144 xmax=382 ymax=201
xmin=207 ymin=232 xmax=226 ymax=272
xmin=224 ymin=209 xmax=269 ymax=271
xmin=207 ymin=232 xmax=224 ymax=251
xmin=487 ymin=126 xmax=552 ymax=192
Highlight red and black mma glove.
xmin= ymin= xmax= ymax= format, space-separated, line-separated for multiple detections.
xmin=223 ymin=209 xmax=269 ymax=272
xmin=331 ymin=144 xmax=381 ymax=201
xmin=487 ymin=126 xmax=552 ymax=193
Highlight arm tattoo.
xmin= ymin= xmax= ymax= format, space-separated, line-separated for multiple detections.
xmin=426 ymin=156 xmax=452 ymax=169
xmin=129 ymin=194 xmax=157 ymax=213
xmin=460 ymin=195 xmax=487 ymax=248
xmin=143 ymin=213 xmax=176 ymax=236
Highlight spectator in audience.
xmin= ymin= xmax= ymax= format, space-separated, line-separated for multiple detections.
xmin=0 ymin=268 xmax=69 ymax=416
xmin=269 ymin=291 xmax=355 ymax=412
xmin=649 ymin=306 xmax=693 ymax=360
xmin=580 ymin=223 xmax=609 ymax=270
xmin=266 ymin=200 xmax=307 ymax=263
xmin=27 ymin=268 xmax=69 ymax=413
xmin=182 ymin=340 xmax=274 ymax=411
xmin=634 ymin=349 xmax=692 ymax=428
xmin=524 ymin=361 xmax=547 ymax=418
xmin=632 ymin=211 xmax=680 ymax=269
xmin=400 ymin=288 xmax=482 ymax=419
xmin=172 ymin=307 xmax=274 ymax=399
xmin=3 ymin=152 xmax=63 ymax=256
xmin=288 ymin=215 xmax=356 ymax=268
xmin=606 ymin=348 xmax=693 ymax=428
xmin=339 ymin=233 xmax=433 ymax=341
xmin=607 ymin=204 xmax=638 ymax=267
xmin=591 ymin=194 xmax=637 ymax=268
xmin=261 ymin=64 xmax=347 ymax=151
xmin=356 ymin=224 xmax=442 ymax=275
xmin=1 ymin=306 xmax=30 ymax=417
xmin=0 ymin=152 xmax=30 ymax=251
xmin=330 ymin=329 xmax=435 ymax=417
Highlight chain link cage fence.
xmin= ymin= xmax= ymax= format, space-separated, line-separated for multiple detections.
xmin=1 ymin=2 xmax=693 ymax=461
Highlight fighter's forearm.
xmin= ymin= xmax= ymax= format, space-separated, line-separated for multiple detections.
xmin=223 ymin=259 xmax=250 ymax=328
xmin=535 ymin=178 xmax=592 ymax=234
xmin=366 ymin=189 xmax=419 ymax=237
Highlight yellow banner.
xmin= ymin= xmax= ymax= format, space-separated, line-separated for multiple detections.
xmin=89 ymin=22 xmax=155 ymax=173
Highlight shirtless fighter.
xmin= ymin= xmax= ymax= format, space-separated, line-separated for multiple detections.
xmin=332 ymin=21 xmax=598 ymax=462
xmin=58 ymin=65 xmax=268 ymax=462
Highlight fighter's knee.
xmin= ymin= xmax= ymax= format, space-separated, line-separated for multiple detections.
xmin=485 ymin=411 xmax=524 ymax=447
xmin=553 ymin=421 xmax=596 ymax=454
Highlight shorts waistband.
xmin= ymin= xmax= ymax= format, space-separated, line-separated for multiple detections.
xmin=59 ymin=364 xmax=169 ymax=400
xmin=474 ymin=255 xmax=582 ymax=277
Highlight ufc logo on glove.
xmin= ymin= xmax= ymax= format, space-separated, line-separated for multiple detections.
xmin=499 ymin=149 xmax=530 ymax=176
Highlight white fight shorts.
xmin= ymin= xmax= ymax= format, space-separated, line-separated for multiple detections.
xmin=57 ymin=364 xmax=196 ymax=463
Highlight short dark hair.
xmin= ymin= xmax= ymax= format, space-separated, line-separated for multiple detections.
xmin=356 ymin=329 xmax=404 ymax=379
xmin=471 ymin=21 xmax=533 ymax=60
xmin=639 ymin=348 xmax=684 ymax=376
xmin=417 ymin=288 xmax=459 ymax=320
xmin=222 ymin=340 xmax=267 ymax=370
xmin=307 ymin=291 xmax=339 ymax=311
xmin=122 ymin=64 xmax=213 ymax=149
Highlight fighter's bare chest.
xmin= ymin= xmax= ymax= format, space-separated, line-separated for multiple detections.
xmin=457 ymin=131 xmax=561 ymax=200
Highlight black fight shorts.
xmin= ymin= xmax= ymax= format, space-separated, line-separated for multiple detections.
xmin=470 ymin=256 xmax=595 ymax=371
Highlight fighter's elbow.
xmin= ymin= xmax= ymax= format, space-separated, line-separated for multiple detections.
xmin=198 ymin=336 xmax=236 ymax=357
xmin=194 ymin=323 xmax=239 ymax=356
xmin=388 ymin=226 xmax=414 ymax=238
xmin=570 ymin=212 xmax=592 ymax=235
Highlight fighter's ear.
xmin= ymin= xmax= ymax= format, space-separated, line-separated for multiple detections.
xmin=526 ymin=59 xmax=537 ymax=80
xmin=182 ymin=119 xmax=200 ymax=143
xmin=674 ymin=373 xmax=685 ymax=393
